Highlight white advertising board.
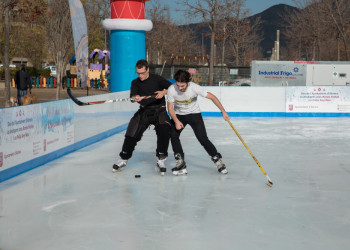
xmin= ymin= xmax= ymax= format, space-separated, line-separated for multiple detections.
xmin=41 ymin=101 xmax=74 ymax=155
xmin=0 ymin=100 xmax=74 ymax=170
xmin=286 ymin=86 xmax=350 ymax=113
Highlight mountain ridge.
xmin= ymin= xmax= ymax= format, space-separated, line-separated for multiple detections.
xmin=182 ymin=4 xmax=299 ymax=60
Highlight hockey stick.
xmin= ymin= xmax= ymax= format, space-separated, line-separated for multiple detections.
xmin=226 ymin=119 xmax=273 ymax=187
xmin=67 ymin=88 xmax=155 ymax=106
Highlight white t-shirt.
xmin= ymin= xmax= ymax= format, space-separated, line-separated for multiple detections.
xmin=167 ymin=82 xmax=208 ymax=115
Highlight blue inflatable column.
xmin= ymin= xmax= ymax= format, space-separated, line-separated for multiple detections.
xmin=110 ymin=30 xmax=146 ymax=92
xmin=103 ymin=0 xmax=153 ymax=93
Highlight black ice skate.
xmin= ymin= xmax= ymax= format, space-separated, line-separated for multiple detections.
xmin=172 ymin=153 xmax=187 ymax=175
xmin=112 ymin=159 xmax=128 ymax=172
xmin=156 ymin=157 xmax=167 ymax=176
xmin=212 ymin=154 xmax=228 ymax=174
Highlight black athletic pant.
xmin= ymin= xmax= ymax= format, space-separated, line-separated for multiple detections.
xmin=170 ymin=113 xmax=218 ymax=159
xmin=120 ymin=107 xmax=170 ymax=160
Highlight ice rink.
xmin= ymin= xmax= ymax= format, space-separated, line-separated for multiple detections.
xmin=1 ymin=117 xmax=350 ymax=250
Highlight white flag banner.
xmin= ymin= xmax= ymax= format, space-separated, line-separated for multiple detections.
xmin=68 ymin=0 xmax=89 ymax=88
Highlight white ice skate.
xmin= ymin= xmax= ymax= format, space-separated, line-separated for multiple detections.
xmin=112 ymin=159 xmax=128 ymax=172
xmin=172 ymin=153 xmax=187 ymax=176
xmin=156 ymin=157 xmax=167 ymax=176
xmin=212 ymin=154 xmax=228 ymax=174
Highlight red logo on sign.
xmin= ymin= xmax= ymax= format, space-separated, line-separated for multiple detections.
xmin=289 ymin=104 xmax=293 ymax=111
xmin=0 ymin=152 xmax=3 ymax=167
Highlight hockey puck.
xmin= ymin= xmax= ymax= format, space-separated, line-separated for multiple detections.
xmin=135 ymin=175 xmax=141 ymax=178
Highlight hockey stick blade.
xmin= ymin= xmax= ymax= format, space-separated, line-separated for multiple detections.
xmin=67 ymin=88 xmax=90 ymax=106
xmin=67 ymin=88 xmax=156 ymax=106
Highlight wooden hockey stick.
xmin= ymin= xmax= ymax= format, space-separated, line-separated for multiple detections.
xmin=226 ymin=119 xmax=273 ymax=187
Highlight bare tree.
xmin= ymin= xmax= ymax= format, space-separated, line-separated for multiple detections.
xmin=284 ymin=1 xmax=323 ymax=60
xmin=81 ymin=0 xmax=110 ymax=52
xmin=284 ymin=0 xmax=350 ymax=61
xmin=216 ymin=0 xmax=246 ymax=65
xmin=320 ymin=0 xmax=350 ymax=60
xmin=284 ymin=2 xmax=309 ymax=60
xmin=11 ymin=0 xmax=48 ymax=68
xmin=18 ymin=26 xmax=48 ymax=68
xmin=1 ymin=0 xmax=13 ymax=107
xmin=1 ymin=0 xmax=47 ymax=107
xmin=178 ymin=0 xmax=223 ymax=85
xmin=45 ymin=0 xmax=74 ymax=100
xmin=146 ymin=1 xmax=172 ymax=64
xmin=216 ymin=0 xmax=261 ymax=66
xmin=146 ymin=0 xmax=200 ymax=65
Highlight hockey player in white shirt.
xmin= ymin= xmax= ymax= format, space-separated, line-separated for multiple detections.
xmin=166 ymin=70 xmax=229 ymax=175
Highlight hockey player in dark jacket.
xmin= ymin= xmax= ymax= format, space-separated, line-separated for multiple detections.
xmin=112 ymin=60 xmax=172 ymax=176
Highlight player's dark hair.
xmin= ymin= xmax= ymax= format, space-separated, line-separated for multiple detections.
xmin=136 ymin=59 xmax=149 ymax=70
xmin=174 ymin=70 xmax=191 ymax=83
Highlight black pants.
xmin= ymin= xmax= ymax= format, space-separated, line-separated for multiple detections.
xmin=120 ymin=107 xmax=170 ymax=160
xmin=170 ymin=113 xmax=218 ymax=159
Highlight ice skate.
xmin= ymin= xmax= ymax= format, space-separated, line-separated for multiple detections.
xmin=156 ymin=157 xmax=167 ymax=176
xmin=172 ymin=153 xmax=187 ymax=175
xmin=212 ymin=154 xmax=228 ymax=174
xmin=112 ymin=159 xmax=128 ymax=172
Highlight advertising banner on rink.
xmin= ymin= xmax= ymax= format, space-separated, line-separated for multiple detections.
xmin=286 ymin=86 xmax=350 ymax=113
xmin=0 ymin=101 xmax=74 ymax=171
xmin=0 ymin=105 xmax=42 ymax=170
xmin=41 ymin=100 xmax=74 ymax=155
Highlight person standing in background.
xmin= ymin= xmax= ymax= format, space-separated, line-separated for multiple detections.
xmin=14 ymin=64 xmax=32 ymax=105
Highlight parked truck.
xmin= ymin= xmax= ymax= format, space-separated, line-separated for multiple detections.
xmin=251 ymin=61 xmax=350 ymax=86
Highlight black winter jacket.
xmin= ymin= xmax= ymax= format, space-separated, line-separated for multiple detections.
xmin=15 ymin=70 xmax=31 ymax=90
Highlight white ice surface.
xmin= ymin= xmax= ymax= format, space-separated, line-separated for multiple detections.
xmin=1 ymin=117 xmax=350 ymax=250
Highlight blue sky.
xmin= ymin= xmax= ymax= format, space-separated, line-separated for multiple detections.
xmin=155 ymin=0 xmax=296 ymax=24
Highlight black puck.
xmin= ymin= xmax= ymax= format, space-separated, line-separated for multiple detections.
xmin=135 ymin=175 xmax=141 ymax=178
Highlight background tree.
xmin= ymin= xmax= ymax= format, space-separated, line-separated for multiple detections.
xmin=216 ymin=0 xmax=262 ymax=66
xmin=146 ymin=1 xmax=172 ymax=64
xmin=146 ymin=0 xmax=200 ymax=65
xmin=45 ymin=0 xmax=74 ymax=100
xmin=216 ymin=0 xmax=245 ymax=65
xmin=320 ymin=0 xmax=350 ymax=60
xmin=1 ymin=0 xmax=13 ymax=108
xmin=284 ymin=0 xmax=350 ymax=61
xmin=0 ymin=0 xmax=47 ymax=107
xmin=81 ymin=0 xmax=110 ymax=53
xmin=17 ymin=26 xmax=48 ymax=68
xmin=284 ymin=0 xmax=325 ymax=60
xmin=10 ymin=0 xmax=48 ymax=68
xmin=178 ymin=0 xmax=223 ymax=85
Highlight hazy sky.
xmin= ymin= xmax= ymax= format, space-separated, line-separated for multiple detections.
xmin=155 ymin=0 xmax=297 ymax=24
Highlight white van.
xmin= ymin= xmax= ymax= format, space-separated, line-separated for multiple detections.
xmin=45 ymin=65 xmax=56 ymax=77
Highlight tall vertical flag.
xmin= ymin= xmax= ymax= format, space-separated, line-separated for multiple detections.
xmin=68 ymin=0 xmax=89 ymax=88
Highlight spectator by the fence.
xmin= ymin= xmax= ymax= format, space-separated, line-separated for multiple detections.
xmin=14 ymin=64 xmax=32 ymax=105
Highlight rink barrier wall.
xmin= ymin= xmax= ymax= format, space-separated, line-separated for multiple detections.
xmin=0 ymin=123 xmax=129 ymax=183
xmin=1 ymin=86 xmax=349 ymax=183
xmin=203 ymin=112 xmax=350 ymax=117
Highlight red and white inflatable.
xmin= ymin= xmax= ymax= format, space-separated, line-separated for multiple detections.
xmin=103 ymin=0 xmax=152 ymax=31
xmin=102 ymin=0 xmax=153 ymax=92
xmin=111 ymin=0 xmax=148 ymax=19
